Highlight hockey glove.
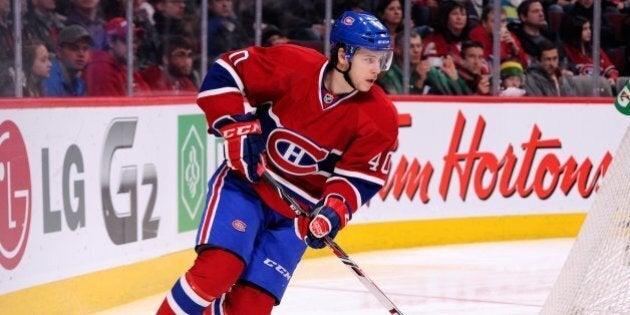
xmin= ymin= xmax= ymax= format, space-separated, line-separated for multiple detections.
xmin=306 ymin=196 xmax=351 ymax=249
xmin=218 ymin=120 xmax=265 ymax=183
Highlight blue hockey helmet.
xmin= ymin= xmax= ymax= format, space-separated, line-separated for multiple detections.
xmin=330 ymin=11 xmax=393 ymax=71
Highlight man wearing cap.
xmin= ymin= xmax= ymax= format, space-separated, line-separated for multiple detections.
xmin=83 ymin=17 xmax=150 ymax=96
xmin=44 ymin=24 xmax=92 ymax=97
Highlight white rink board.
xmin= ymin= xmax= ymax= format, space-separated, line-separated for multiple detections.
xmin=0 ymin=100 xmax=628 ymax=295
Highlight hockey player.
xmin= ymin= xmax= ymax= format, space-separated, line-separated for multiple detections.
xmin=157 ymin=10 xmax=398 ymax=315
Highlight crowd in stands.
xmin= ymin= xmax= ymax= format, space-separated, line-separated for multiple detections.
xmin=0 ymin=0 xmax=629 ymax=98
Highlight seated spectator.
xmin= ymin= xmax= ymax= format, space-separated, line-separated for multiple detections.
xmin=83 ymin=18 xmax=150 ymax=96
xmin=375 ymin=0 xmax=403 ymax=44
xmin=24 ymin=0 xmax=67 ymax=53
xmin=510 ymin=0 xmax=559 ymax=61
xmin=559 ymin=15 xmax=619 ymax=87
xmin=567 ymin=0 xmax=618 ymax=47
xmin=102 ymin=0 xmax=159 ymax=69
xmin=378 ymin=30 xmax=425 ymax=94
xmin=207 ymin=0 xmax=249 ymax=61
xmin=468 ymin=5 xmax=528 ymax=66
xmin=44 ymin=24 xmax=92 ymax=96
xmin=524 ymin=39 xmax=578 ymax=96
xmin=151 ymin=0 xmax=191 ymax=46
xmin=262 ymin=25 xmax=290 ymax=47
xmin=65 ymin=0 xmax=105 ymax=49
xmin=141 ymin=35 xmax=197 ymax=95
xmin=424 ymin=55 xmax=469 ymax=95
xmin=411 ymin=0 xmax=439 ymax=28
xmin=378 ymin=29 xmax=468 ymax=95
xmin=499 ymin=60 xmax=527 ymax=96
xmin=502 ymin=0 xmax=523 ymax=23
xmin=457 ymin=40 xmax=491 ymax=95
xmin=23 ymin=40 xmax=52 ymax=97
xmin=423 ymin=0 xmax=471 ymax=68
xmin=0 ymin=0 xmax=15 ymax=96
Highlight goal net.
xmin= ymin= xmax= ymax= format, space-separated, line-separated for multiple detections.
xmin=541 ymin=124 xmax=630 ymax=315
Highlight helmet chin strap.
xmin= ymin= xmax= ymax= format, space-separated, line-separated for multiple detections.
xmin=334 ymin=62 xmax=356 ymax=90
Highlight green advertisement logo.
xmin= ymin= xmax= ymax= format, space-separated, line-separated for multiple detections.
xmin=614 ymin=80 xmax=630 ymax=116
xmin=178 ymin=115 xmax=207 ymax=232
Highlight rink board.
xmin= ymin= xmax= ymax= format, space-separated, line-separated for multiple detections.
xmin=0 ymin=96 xmax=627 ymax=314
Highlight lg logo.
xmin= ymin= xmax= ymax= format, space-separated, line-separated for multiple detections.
xmin=0 ymin=121 xmax=31 ymax=270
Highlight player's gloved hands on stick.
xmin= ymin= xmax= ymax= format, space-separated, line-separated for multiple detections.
xmin=306 ymin=196 xmax=351 ymax=249
xmin=219 ymin=120 xmax=265 ymax=183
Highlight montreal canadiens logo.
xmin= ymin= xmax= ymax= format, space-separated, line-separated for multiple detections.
xmin=267 ymin=129 xmax=329 ymax=176
xmin=232 ymin=220 xmax=247 ymax=232
xmin=0 ymin=120 xmax=31 ymax=270
xmin=343 ymin=16 xmax=355 ymax=25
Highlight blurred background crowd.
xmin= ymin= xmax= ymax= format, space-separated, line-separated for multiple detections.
xmin=0 ymin=0 xmax=628 ymax=98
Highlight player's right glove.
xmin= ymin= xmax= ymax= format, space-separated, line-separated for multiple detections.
xmin=218 ymin=120 xmax=265 ymax=183
xmin=306 ymin=196 xmax=351 ymax=249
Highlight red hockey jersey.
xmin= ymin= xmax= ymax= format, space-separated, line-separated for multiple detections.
xmin=197 ymin=44 xmax=398 ymax=218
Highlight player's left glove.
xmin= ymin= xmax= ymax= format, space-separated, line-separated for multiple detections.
xmin=218 ymin=120 xmax=265 ymax=183
xmin=306 ymin=196 xmax=351 ymax=249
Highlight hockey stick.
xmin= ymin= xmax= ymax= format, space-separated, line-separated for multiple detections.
xmin=257 ymin=166 xmax=405 ymax=315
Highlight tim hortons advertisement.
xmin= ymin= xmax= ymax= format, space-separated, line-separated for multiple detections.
xmin=358 ymin=101 xmax=629 ymax=223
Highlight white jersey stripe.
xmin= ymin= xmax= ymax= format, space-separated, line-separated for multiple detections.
xmin=197 ymin=87 xmax=241 ymax=99
xmin=166 ymin=291 xmax=188 ymax=315
xmin=179 ymin=275 xmax=212 ymax=307
xmin=216 ymin=59 xmax=245 ymax=93
xmin=217 ymin=294 xmax=226 ymax=314
xmin=198 ymin=166 xmax=229 ymax=245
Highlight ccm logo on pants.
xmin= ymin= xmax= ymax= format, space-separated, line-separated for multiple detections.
xmin=263 ymin=258 xmax=292 ymax=281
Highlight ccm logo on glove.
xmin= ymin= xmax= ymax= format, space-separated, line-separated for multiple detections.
xmin=220 ymin=121 xmax=262 ymax=138
xmin=219 ymin=120 xmax=265 ymax=183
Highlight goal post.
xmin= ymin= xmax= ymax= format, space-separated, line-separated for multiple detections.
xmin=541 ymin=124 xmax=630 ymax=314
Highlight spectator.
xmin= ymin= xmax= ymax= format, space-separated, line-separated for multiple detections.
xmin=44 ymin=24 xmax=92 ymax=96
xmin=499 ymin=60 xmax=527 ymax=96
xmin=411 ymin=0 xmax=439 ymax=29
xmin=616 ymin=0 xmax=630 ymax=12
xmin=0 ymin=0 xmax=14 ymax=96
xmin=23 ymin=41 xmax=52 ymax=96
xmin=206 ymin=0 xmax=249 ymax=61
xmin=262 ymin=25 xmax=290 ymax=47
xmin=422 ymin=0 xmax=471 ymax=68
xmin=82 ymin=18 xmax=150 ymax=96
xmin=458 ymin=40 xmax=491 ymax=95
xmin=524 ymin=39 xmax=578 ymax=96
xmin=141 ymin=35 xmax=197 ymax=95
xmin=566 ymin=0 xmax=617 ymax=47
xmin=559 ymin=14 xmax=619 ymax=87
xmin=375 ymin=0 xmax=403 ymax=44
xmin=0 ymin=0 xmax=10 ymax=58
xmin=510 ymin=0 xmax=558 ymax=61
xmin=502 ymin=0 xmax=524 ymax=23
xmin=65 ymin=0 xmax=105 ymax=49
xmin=468 ymin=5 xmax=528 ymax=66
xmin=378 ymin=30 xmax=425 ymax=94
xmin=23 ymin=0 xmax=66 ymax=53
xmin=334 ymin=0 xmax=367 ymax=17
xmin=423 ymin=54 xmax=470 ymax=95
xmin=378 ymin=29 xmax=469 ymax=95
xmin=152 ymin=0 xmax=190 ymax=41
xmin=101 ymin=0 xmax=159 ymax=69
